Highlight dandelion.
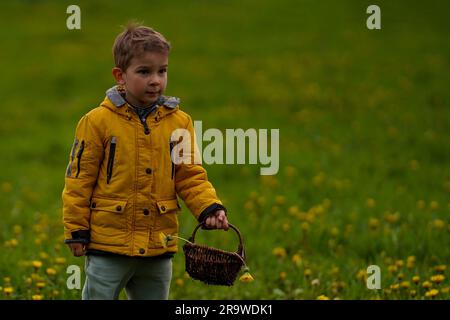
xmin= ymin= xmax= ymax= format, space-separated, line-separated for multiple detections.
xmin=272 ymin=247 xmax=287 ymax=259
xmin=430 ymin=201 xmax=439 ymax=210
xmin=282 ymin=223 xmax=290 ymax=232
xmin=292 ymin=254 xmax=302 ymax=266
xmin=3 ymin=287 xmax=14 ymax=295
xmin=39 ymin=252 xmax=49 ymax=260
xmin=416 ymin=200 xmax=426 ymax=210
xmin=366 ymin=198 xmax=376 ymax=208
xmin=317 ymin=295 xmax=329 ymax=300
xmin=422 ymin=281 xmax=432 ymax=289
xmin=410 ymin=290 xmax=417 ymax=297
xmin=425 ymin=289 xmax=439 ymax=298
xmin=301 ymin=222 xmax=310 ymax=232
xmin=433 ymin=265 xmax=447 ymax=273
xmin=32 ymin=261 xmax=42 ymax=270
xmin=4 ymin=277 xmax=11 ymax=284
xmin=397 ymin=273 xmax=405 ymax=281
xmin=390 ymin=283 xmax=399 ymax=290
xmin=279 ymin=272 xmax=287 ymax=280
xmin=159 ymin=232 xmax=191 ymax=249
xmin=433 ymin=219 xmax=445 ymax=229
xmin=330 ymin=227 xmax=339 ymax=237
xmin=384 ymin=212 xmax=400 ymax=224
xmin=395 ymin=260 xmax=404 ymax=268
xmin=368 ymin=218 xmax=380 ymax=230
xmin=412 ymin=276 xmax=420 ymax=284
xmin=356 ymin=269 xmax=367 ymax=281
xmin=400 ymin=281 xmax=410 ymax=289
xmin=387 ymin=265 xmax=398 ymax=274
xmin=441 ymin=287 xmax=449 ymax=294
xmin=54 ymin=257 xmax=66 ymax=265
xmin=275 ymin=196 xmax=286 ymax=205
xmin=239 ymin=269 xmax=254 ymax=283
xmin=288 ymin=206 xmax=299 ymax=216
xmin=175 ymin=278 xmax=184 ymax=287
xmin=46 ymin=268 xmax=57 ymax=276
xmin=311 ymin=278 xmax=320 ymax=286
xmin=13 ymin=225 xmax=22 ymax=235
xmin=36 ymin=282 xmax=46 ymax=289
xmin=304 ymin=269 xmax=312 ymax=278
xmin=407 ymin=256 xmax=415 ymax=269
xmin=430 ymin=275 xmax=445 ymax=284
xmin=32 ymin=294 xmax=43 ymax=300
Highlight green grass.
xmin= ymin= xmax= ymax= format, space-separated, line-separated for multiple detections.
xmin=0 ymin=0 xmax=449 ymax=300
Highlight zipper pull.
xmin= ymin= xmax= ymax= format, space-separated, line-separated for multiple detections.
xmin=142 ymin=118 xmax=150 ymax=135
xmin=75 ymin=140 xmax=85 ymax=178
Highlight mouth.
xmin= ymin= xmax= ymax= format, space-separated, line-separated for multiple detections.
xmin=146 ymin=91 xmax=159 ymax=95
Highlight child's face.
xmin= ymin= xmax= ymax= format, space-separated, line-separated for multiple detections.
xmin=115 ymin=51 xmax=168 ymax=107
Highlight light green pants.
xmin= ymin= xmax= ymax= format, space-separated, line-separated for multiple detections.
xmin=82 ymin=254 xmax=172 ymax=300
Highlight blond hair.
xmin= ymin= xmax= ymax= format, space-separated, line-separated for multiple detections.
xmin=113 ymin=22 xmax=171 ymax=70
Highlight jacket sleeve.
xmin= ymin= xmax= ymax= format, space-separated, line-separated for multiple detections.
xmin=174 ymin=115 xmax=226 ymax=221
xmin=62 ymin=114 xmax=104 ymax=243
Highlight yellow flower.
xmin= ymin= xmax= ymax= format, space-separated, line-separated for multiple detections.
xmin=400 ymin=281 xmax=410 ymax=289
xmin=39 ymin=252 xmax=49 ymax=260
xmin=430 ymin=201 xmax=439 ymax=210
xmin=390 ymin=283 xmax=399 ymax=290
xmin=279 ymin=272 xmax=287 ymax=280
xmin=317 ymin=295 xmax=330 ymax=300
xmin=433 ymin=265 xmax=447 ymax=273
xmin=441 ymin=287 xmax=449 ymax=294
xmin=425 ymin=289 xmax=439 ymax=298
xmin=433 ymin=219 xmax=445 ymax=229
xmin=409 ymin=290 xmax=417 ymax=297
xmin=46 ymin=268 xmax=57 ymax=276
xmin=36 ymin=282 xmax=46 ymax=289
xmin=275 ymin=196 xmax=286 ymax=205
xmin=412 ymin=276 xmax=420 ymax=284
xmin=175 ymin=278 xmax=184 ymax=287
xmin=239 ymin=271 xmax=254 ymax=283
xmin=366 ymin=198 xmax=376 ymax=208
xmin=272 ymin=247 xmax=287 ymax=259
xmin=304 ymin=269 xmax=312 ymax=278
xmin=422 ymin=281 xmax=432 ymax=289
xmin=32 ymin=261 xmax=42 ymax=269
xmin=395 ymin=260 xmax=404 ymax=268
xmin=54 ymin=257 xmax=66 ymax=265
xmin=159 ymin=232 xmax=173 ymax=249
xmin=4 ymin=277 xmax=11 ymax=283
xmin=368 ymin=218 xmax=380 ymax=230
xmin=416 ymin=200 xmax=426 ymax=210
xmin=3 ymin=287 xmax=14 ymax=295
xmin=430 ymin=275 xmax=445 ymax=284
xmin=292 ymin=254 xmax=302 ymax=266
xmin=32 ymin=294 xmax=43 ymax=300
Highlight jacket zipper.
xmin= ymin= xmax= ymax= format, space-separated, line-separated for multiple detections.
xmin=141 ymin=117 xmax=150 ymax=135
xmin=106 ymin=136 xmax=117 ymax=184
xmin=169 ymin=139 xmax=175 ymax=180
xmin=66 ymin=138 xmax=79 ymax=177
xmin=75 ymin=140 xmax=85 ymax=178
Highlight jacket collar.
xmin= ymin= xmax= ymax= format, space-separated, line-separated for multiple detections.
xmin=101 ymin=85 xmax=180 ymax=120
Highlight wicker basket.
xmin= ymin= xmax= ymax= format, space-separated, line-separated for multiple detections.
xmin=183 ymin=223 xmax=246 ymax=286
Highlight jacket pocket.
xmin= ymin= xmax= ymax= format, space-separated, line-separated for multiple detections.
xmin=75 ymin=140 xmax=85 ymax=178
xmin=66 ymin=138 xmax=79 ymax=177
xmin=89 ymin=197 xmax=128 ymax=246
xmin=106 ymin=137 xmax=117 ymax=184
xmin=156 ymin=198 xmax=181 ymax=214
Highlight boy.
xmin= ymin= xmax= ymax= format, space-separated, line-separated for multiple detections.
xmin=62 ymin=23 xmax=229 ymax=300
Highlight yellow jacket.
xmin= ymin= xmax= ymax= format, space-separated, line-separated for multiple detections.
xmin=62 ymin=86 xmax=225 ymax=257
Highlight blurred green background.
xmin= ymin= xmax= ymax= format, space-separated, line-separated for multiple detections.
xmin=0 ymin=0 xmax=449 ymax=299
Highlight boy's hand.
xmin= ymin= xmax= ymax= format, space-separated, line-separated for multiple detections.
xmin=204 ymin=210 xmax=229 ymax=230
xmin=67 ymin=243 xmax=87 ymax=257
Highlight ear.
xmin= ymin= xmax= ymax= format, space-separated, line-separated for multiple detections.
xmin=112 ymin=67 xmax=125 ymax=85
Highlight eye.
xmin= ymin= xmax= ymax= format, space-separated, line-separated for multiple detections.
xmin=137 ymin=69 xmax=149 ymax=74
xmin=159 ymin=68 xmax=167 ymax=74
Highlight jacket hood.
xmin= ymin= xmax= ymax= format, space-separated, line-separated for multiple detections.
xmin=101 ymin=85 xmax=180 ymax=119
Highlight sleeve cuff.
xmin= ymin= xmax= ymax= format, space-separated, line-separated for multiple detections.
xmin=197 ymin=203 xmax=227 ymax=223
xmin=64 ymin=230 xmax=90 ymax=244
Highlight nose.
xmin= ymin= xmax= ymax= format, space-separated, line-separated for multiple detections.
xmin=148 ymin=74 xmax=160 ymax=86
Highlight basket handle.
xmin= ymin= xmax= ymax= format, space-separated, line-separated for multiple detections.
xmin=189 ymin=222 xmax=245 ymax=260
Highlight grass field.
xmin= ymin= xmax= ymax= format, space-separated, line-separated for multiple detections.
xmin=0 ymin=0 xmax=449 ymax=300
